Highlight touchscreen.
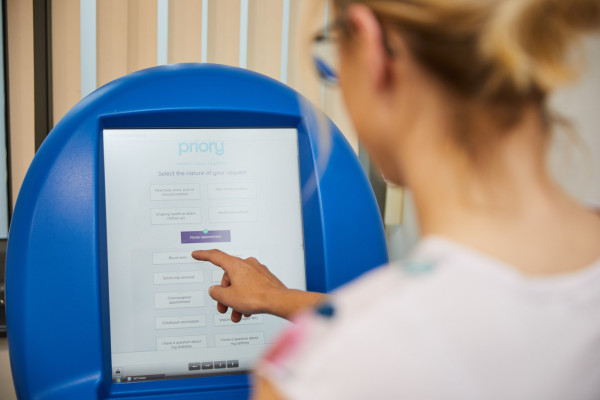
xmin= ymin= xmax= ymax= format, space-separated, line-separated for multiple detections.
xmin=103 ymin=128 xmax=306 ymax=383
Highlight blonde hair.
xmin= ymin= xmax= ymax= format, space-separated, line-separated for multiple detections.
xmin=333 ymin=0 xmax=599 ymax=101
xmin=332 ymin=0 xmax=600 ymax=155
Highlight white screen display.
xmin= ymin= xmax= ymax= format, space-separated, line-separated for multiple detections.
xmin=103 ymin=128 xmax=306 ymax=383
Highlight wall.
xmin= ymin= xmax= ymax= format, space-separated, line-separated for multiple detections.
xmin=549 ymin=34 xmax=600 ymax=208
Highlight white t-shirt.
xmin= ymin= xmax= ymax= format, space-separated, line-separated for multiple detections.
xmin=258 ymin=236 xmax=600 ymax=400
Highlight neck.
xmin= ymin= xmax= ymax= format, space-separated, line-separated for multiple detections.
xmin=402 ymin=105 xmax=572 ymax=242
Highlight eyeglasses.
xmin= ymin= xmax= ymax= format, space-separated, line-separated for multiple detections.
xmin=311 ymin=14 xmax=396 ymax=86
xmin=311 ymin=17 xmax=349 ymax=86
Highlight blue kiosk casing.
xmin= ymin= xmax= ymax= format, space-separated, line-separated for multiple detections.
xmin=6 ymin=64 xmax=387 ymax=399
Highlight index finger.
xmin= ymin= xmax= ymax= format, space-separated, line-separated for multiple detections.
xmin=191 ymin=249 xmax=237 ymax=273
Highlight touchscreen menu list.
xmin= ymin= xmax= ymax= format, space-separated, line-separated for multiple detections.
xmin=103 ymin=128 xmax=306 ymax=383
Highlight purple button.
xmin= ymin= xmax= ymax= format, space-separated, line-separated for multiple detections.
xmin=181 ymin=230 xmax=231 ymax=244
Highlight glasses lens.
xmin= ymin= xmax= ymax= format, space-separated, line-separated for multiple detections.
xmin=313 ymin=56 xmax=338 ymax=85
xmin=312 ymin=36 xmax=339 ymax=85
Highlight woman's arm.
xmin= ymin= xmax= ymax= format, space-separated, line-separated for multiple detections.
xmin=191 ymin=249 xmax=328 ymax=321
xmin=261 ymin=288 xmax=327 ymax=321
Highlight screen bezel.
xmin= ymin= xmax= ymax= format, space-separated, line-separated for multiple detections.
xmin=97 ymin=110 xmax=327 ymax=398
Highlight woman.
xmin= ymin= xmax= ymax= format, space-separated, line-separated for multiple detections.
xmin=193 ymin=0 xmax=600 ymax=398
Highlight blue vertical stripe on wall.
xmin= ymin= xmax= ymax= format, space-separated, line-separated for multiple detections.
xmin=80 ymin=0 xmax=97 ymax=98
xmin=239 ymin=0 xmax=249 ymax=68
xmin=201 ymin=0 xmax=208 ymax=62
xmin=157 ymin=0 xmax=169 ymax=65
xmin=281 ymin=0 xmax=290 ymax=84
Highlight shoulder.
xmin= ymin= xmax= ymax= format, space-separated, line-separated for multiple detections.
xmin=330 ymin=236 xmax=497 ymax=314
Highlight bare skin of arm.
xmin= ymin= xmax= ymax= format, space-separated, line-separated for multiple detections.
xmin=191 ymin=249 xmax=327 ymax=322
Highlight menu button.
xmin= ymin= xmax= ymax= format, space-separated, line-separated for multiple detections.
xmin=188 ymin=363 xmax=201 ymax=371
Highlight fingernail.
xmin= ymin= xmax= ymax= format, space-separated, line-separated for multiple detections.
xmin=208 ymin=285 xmax=214 ymax=296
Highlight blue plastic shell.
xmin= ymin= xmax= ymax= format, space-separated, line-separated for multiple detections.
xmin=6 ymin=64 xmax=387 ymax=399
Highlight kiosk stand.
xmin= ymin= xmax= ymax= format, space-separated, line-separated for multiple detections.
xmin=6 ymin=64 xmax=387 ymax=399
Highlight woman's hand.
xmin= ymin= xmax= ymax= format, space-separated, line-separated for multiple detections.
xmin=191 ymin=249 xmax=329 ymax=321
xmin=191 ymin=249 xmax=288 ymax=322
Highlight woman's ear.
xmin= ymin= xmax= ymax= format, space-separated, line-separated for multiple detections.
xmin=344 ymin=4 xmax=391 ymax=90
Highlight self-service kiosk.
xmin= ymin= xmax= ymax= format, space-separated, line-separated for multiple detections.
xmin=6 ymin=64 xmax=387 ymax=399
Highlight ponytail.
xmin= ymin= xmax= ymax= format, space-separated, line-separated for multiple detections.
xmin=481 ymin=0 xmax=600 ymax=94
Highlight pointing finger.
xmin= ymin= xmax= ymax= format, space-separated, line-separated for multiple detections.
xmin=191 ymin=249 xmax=237 ymax=273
